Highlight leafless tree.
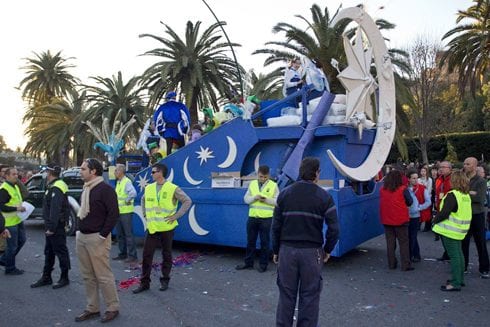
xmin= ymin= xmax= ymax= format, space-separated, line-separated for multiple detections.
xmin=404 ymin=35 xmax=444 ymax=164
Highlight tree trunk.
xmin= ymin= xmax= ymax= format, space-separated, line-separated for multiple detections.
xmin=420 ymin=139 xmax=429 ymax=165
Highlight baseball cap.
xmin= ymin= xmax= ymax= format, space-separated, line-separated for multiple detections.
xmin=148 ymin=142 xmax=159 ymax=150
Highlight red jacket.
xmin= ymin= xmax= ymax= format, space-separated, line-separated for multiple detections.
xmin=435 ymin=174 xmax=451 ymax=211
xmin=380 ymin=186 xmax=410 ymax=226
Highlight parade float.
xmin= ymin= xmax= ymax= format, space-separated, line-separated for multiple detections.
xmin=123 ymin=6 xmax=396 ymax=256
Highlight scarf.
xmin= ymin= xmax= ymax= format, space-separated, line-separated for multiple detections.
xmin=78 ymin=176 xmax=104 ymax=219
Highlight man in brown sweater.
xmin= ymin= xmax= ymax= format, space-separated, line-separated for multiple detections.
xmin=75 ymin=158 xmax=120 ymax=323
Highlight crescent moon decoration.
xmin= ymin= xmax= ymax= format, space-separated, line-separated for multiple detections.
xmin=183 ymin=157 xmax=203 ymax=185
xmin=254 ymin=152 xmax=261 ymax=173
xmin=327 ymin=6 xmax=395 ymax=182
xmin=188 ymin=205 xmax=209 ymax=236
xmin=167 ymin=168 xmax=174 ymax=183
xmin=217 ymin=136 xmax=238 ymax=168
xmin=133 ymin=205 xmax=147 ymax=231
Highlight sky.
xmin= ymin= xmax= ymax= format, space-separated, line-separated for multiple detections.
xmin=0 ymin=0 xmax=471 ymax=150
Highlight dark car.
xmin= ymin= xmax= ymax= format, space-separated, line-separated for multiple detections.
xmin=25 ymin=167 xmax=83 ymax=236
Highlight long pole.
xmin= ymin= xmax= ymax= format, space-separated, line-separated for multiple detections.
xmin=201 ymin=0 xmax=244 ymax=101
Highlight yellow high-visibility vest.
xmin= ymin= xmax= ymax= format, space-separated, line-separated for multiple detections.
xmin=52 ymin=179 xmax=68 ymax=194
xmin=116 ymin=176 xmax=134 ymax=214
xmin=144 ymin=181 xmax=178 ymax=233
xmin=433 ymin=190 xmax=472 ymax=240
xmin=0 ymin=182 xmax=22 ymax=227
xmin=248 ymin=180 xmax=277 ymax=218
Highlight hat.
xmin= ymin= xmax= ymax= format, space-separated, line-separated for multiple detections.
xmin=202 ymin=107 xmax=213 ymax=118
xmin=46 ymin=163 xmax=62 ymax=175
xmin=148 ymin=142 xmax=158 ymax=150
xmin=247 ymin=95 xmax=260 ymax=105
xmin=165 ymin=91 xmax=177 ymax=99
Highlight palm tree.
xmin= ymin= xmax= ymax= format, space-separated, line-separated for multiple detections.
xmin=441 ymin=0 xmax=490 ymax=96
xmin=139 ymin=21 xmax=245 ymax=123
xmin=23 ymin=90 xmax=95 ymax=165
xmin=253 ymin=3 xmax=412 ymax=159
xmin=245 ymin=69 xmax=284 ymax=100
xmin=83 ymin=71 xmax=147 ymax=141
xmin=19 ymin=50 xmax=79 ymax=105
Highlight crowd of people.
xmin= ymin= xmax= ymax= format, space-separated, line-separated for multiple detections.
xmin=379 ymin=157 xmax=489 ymax=292
xmin=0 ymin=156 xmax=340 ymax=325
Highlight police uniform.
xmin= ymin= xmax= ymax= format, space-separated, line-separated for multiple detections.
xmin=32 ymin=178 xmax=71 ymax=288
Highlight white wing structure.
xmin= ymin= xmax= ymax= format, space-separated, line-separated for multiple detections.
xmin=327 ymin=7 xmax=396 ymax=181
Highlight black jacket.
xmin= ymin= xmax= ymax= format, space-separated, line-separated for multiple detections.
xmin=0 ymin=212 xmax=4 ymax=233
xmin=272 ymin=180 xmax=339 ymax=254
xmin=42 ymin=178 xmax=70 ymax=233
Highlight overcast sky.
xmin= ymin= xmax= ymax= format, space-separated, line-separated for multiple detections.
xmin=0 ymin=0 xmax=470 ymax=149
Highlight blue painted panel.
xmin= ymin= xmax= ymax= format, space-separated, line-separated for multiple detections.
xmin=128 ymin=108 xmax=385 ymax=256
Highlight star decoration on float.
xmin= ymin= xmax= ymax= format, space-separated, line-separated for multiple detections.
xmin=337 ymin=27 xmax=376 ymax=120
xmin=136 ymin=172 xmax=150 ymax=192
xmin=196 ymin=146 xmax=215 ymax=166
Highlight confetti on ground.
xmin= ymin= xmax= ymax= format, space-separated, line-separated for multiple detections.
xmin=173 ymin=252 xmax=201 ymax=267
xmin=118 ymin=276 xmax=140 ymax=290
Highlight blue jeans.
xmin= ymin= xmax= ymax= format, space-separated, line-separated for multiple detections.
xmin=0 ymin=222 xmax=26 ymax=273
xmin=244 ymin=217 xmax=271 ymax=268
xmin=408 ymin=219 xmax=420 ymax=259
xmin=116 ymin=213 xmax=138 ymax=259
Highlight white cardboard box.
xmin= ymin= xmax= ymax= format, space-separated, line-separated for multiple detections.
xmin=211 ymin=172 xmax=241 ymax=188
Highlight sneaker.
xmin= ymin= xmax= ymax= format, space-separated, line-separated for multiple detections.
xmin=480 ymin=271 xmax=490 ymax=279
xmin=235 ymin=264 xmax=253 ymax=270
xmin=5 ymin=268 xmax=24 ymax=275
xmin=112 ymin=255 xmax=127 ymax=261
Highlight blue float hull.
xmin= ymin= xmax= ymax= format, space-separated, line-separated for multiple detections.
xmin=130 ymin=93 xmax=384 ymax=256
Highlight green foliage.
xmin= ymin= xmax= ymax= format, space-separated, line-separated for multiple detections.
xmin=388 ymin=132 xmax=490 ymax=163
xmin=445 ymin=141 xmax=458 ymax=162
xmin=440 ymin=0 xmax=490 ymax=96
xmin=0 ymin=135 xmax=8 ymax=152
xmin=139 ymin=21 xmax=244 ymax=123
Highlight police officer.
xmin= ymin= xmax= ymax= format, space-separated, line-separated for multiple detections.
xmin=132 ymin=163 xmax=192 ymax=293
xmin=31 ymin=164 xmax=71 ymax=288
xmin=236 ymin=165 xmax=278 ymax=272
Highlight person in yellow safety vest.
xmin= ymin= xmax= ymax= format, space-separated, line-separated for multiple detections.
xmin=0 ymin=167 xmax=27 ymax=275
xmin=132 ymin=162 xmax=192 ymax=294
xmin=112 ymin=164 xmax=138 ymax=263
xmin=236 ymin=165 xmax=279 ymax=273
xmin=31 ymin=164 xmax=71 ymax=289
xmin=433 ymin=170 xmax=472 ymax=291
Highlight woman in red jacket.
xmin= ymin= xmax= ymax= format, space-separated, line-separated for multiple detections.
xmin=380 ymin=170 xmax=414 ymax=271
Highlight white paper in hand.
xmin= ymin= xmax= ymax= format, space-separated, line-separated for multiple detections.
xmin=19 ymin=201 xmax=35 ymax=221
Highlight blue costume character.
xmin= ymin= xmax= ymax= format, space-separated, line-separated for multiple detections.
xmin=153 ymin=91 xmax=191 ymax=156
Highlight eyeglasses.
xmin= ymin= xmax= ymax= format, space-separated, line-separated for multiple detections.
xmin=151 ymin=170 xmax=159 ymax=174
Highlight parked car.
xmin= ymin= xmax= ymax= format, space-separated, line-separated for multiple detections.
xmin=24 ymin=167 xmax=83 ymax=236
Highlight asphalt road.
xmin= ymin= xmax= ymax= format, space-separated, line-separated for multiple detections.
xmin=1 ymin=220 xmax=489 ymax=327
